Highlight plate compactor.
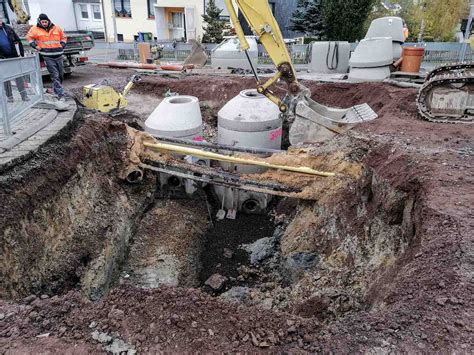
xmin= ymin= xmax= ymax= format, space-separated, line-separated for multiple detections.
xmin=82 ymin=75 xmax=141 ymax=116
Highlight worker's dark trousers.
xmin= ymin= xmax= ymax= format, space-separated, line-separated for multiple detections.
xmin=4 ymin=77 xmax=27 ymax=100
xmin=44 ymin=56 xmax=65 ymax=98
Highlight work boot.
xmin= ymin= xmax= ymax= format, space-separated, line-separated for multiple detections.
xmin=22 ymin=95 xmax=30 ymax=102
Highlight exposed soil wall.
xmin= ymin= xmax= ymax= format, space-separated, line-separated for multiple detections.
xmin=280 ymin=140 xmax=421 ymax=319
xmin=0 ymin=113 xmax=156 ymax=299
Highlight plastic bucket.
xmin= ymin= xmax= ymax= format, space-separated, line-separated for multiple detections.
xmin=400 ymin=47 xmax=425 ymax=73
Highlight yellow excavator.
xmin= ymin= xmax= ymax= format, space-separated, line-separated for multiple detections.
xmin=224 ymin=0 xmax=377 ymax=144
xmin=6 ymin=0 xmax=30 ymax=24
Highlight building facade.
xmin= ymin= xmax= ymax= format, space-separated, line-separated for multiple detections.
xmin=238 ymin=0 xmax=300 ymax=38
xmin=153 ymin=0 xmax=205 ymax=41
xmin=0 ymin=0 xmax=299 ymax=41
xmin=101 ymin=0 xmax=205 ymax=42
xmin=1 ymin=0 xmax=104 ymax=34
xmin=72 ymin=0 xmax=105 ymax=33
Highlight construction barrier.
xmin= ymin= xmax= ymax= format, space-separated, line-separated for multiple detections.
xmin=113 ymin=40 xmax=473 ymax=69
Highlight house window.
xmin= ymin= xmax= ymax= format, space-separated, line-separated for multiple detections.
xmin=79 ymin=4 xmax=89 ymax=19
xmin=92 ymin=4 xmax=101 ymax=20
xmin=114 ymin=0 xmax=132 ymax=17
xmin=147 ymin=0 xmax=156 ymax=18
xmin=171 ymin=12 xmax=183 ymax=28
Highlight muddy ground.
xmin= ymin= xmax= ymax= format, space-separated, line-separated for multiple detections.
xmin=0 ymin=65 xmax=473 ymax=353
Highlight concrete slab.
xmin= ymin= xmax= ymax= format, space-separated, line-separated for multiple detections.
xmin=309 ymin=42 xmax=351 ymax=74
xmin=0 ymin=110 xmax=58 ymax=151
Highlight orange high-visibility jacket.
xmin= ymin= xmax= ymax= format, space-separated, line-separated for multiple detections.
xmin=26 ymin=24 xmax=67 ymax=57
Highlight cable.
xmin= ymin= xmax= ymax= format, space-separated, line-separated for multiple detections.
xmin=326 ymin=42 xmax=339 ymax=70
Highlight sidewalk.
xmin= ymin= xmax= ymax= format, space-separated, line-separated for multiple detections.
xmin=0 ymin=99 xmax=76 ymax=167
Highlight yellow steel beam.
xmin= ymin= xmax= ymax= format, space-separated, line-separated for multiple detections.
xmin=143 ymin=142 xmax=336 ymax=177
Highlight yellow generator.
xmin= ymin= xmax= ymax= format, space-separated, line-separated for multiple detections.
xmin=83 ymin=75 xmax=140 ymax=115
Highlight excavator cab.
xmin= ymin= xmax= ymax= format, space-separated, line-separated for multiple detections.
xmin=224 ymin=0 xmax=377 ymax=145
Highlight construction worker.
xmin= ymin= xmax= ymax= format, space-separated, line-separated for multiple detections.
xmin=403 ymin=21 xmax=409 ymax=41
xmin=26 ymin=14 xmax=67 ymax=100
xmin=0 ymin=14 xmax=29 ymax=102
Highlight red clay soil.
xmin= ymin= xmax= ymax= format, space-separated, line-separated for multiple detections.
xmin=1 ymin=75 xmax=473 ymax=353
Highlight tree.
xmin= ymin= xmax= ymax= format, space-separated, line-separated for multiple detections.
xmin=291 ymin=0 xmax=325 ymax=38
xmin=202 ymin=0 xmax=226 ymax=43
xmin=397 ymin=0 xmax=468 ymax=42
xmin=423 ymin=0 xmax=469 ymax=41
xmin=323 ymin=0 xmax=376 ymax=42
xmin=364 ymin=1 xmax=392 ymax=34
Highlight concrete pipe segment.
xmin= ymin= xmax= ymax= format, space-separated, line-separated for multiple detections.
xmin=215 ymin=89 xmax=282 ymax=213
xmin=365 ymin=17 xmax=405 ymax=43
xmin=365 ymin=16 xmax=405 ymax=61
xmin=349 ymin=37 xmax=393 ymax=82
xmin=144 ymin=96 xmax=203 ymax=141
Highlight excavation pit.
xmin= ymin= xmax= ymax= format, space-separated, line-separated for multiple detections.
xmin=0 ymin=69 xmax=472 ymax=353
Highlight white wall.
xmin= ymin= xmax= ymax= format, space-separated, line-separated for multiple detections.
xmin=28 ymin=0 xmax=77 ymax=31
xmin=75 ymin=2 xmax=104 ymax=32
xmin=103 ymin=0 xmax=157 ymax=42
xmin=154 ymin=0 xmax=204 ymax=41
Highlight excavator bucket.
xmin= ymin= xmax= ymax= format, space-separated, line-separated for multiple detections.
xmin=289 ymin=98 xmax=378 ymax=145
xmin=183 ymin=40 xmax=208 ymax=68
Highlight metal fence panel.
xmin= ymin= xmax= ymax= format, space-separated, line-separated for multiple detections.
xmin=113 ymin=40 xmax=473 ymax=69
xmin=0 ymin=55 xmax=44 ymax=135
xmin=405 ymin=42 xmax=474 ymax=66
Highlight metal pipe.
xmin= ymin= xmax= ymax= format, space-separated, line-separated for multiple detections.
xmin=151 ymin=135 xmax=283 ymax=155
xmin=245 ymin=49 xmax=259 ymax=82
xmin=143 ymin=158 xmax=299 ymax=192
xmin=98 ymin=61 xmax=158 ymax=69
xmin=140 ymin=163 xmax=309 ymax=199
xmin=124 ymin=167 xmax=144 ymax=184
xmin=0 ymin=79 xmax=11 ymax=135
xmin=143 ymin=142 xmax=336 ymax=177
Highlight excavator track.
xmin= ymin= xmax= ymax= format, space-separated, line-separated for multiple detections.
xmin=417 ymin=63 xmax=474 ymax=124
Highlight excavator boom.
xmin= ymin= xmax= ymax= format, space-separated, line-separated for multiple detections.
xmin=224 ymin=0 xmax=298 ymax=111
xmin=7 ymin=0 xmax=30 ymax=24
xmin=223 ymin=0 xmax=378 ymax=145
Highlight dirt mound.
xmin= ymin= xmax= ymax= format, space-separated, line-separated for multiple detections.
xmin=135 ymin=76 xmax=257 ymax=103
xmin=1 ymin=72 xmax=473 ymax=353
xmin=0 ymin=113 xmax=155 ymax=299
xmin=0 ymin=285 xmax=321 ymax=353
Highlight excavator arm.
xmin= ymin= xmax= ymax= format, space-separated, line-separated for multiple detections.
xmin=7 ymin=0 xmax=30 ymax=24
xmin=224 ymin=0 xmax=299 ymax=112
xmin=223 ymin=0 xmax=378 ymax=145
